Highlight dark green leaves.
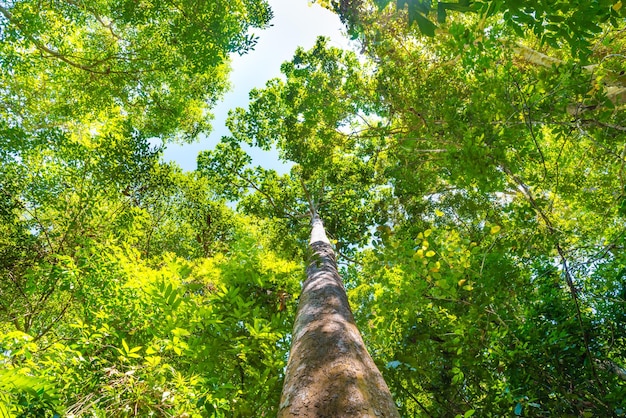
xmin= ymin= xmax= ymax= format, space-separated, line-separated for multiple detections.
xmin=334 ymin=0 xmax=624 ymax=58
xmin=410 ymin=9 xmax=437 ymax=36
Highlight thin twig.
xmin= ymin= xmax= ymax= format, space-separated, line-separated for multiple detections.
xmin=391 ymin=377 xmax=435 ymax=418
xmin=234 ymin=169 xmax=302 ymax=220
xmin=513 ymin=79 xmax=548 ymax=182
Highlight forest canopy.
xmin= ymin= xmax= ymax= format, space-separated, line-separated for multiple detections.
xmin=1 ymin=0 xmax=626 ymax=416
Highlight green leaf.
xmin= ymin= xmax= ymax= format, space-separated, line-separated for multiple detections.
xmin=437 ymin=3 xmax=447 ymax=23
xmin=171 ymin=297 xmax=182 ymax=311
xmin=410 ymin=12 xmax=438 ymax=36
xmin=167 ymin=289 xmax=178 ymax=306
xmin=122 ymin=339 xmax=130 ymax=354
xmin=164 ymin=283 xmax=173 ymax=300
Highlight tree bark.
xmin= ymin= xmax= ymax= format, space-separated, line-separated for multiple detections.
xmin=278 ymin=214 xmax=399 ymax=417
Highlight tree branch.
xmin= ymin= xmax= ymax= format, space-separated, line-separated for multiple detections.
xmin=512 ymin=79 xmax=548 ymax=182
xmin=234 ymin=169 xmax=303 ymax=220
xmin=0 ymin=5 xmax=129 ymax=74
xmin=499 ymin=163 xmax=602 ymax=390
xmin=595 ymin=359 xmax=626 ymax=381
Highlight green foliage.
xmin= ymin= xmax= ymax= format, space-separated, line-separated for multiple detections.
xmin=1 ymin=219 xmax=301 ymax=416
xmin=0 ymin=344 xmax=61 ymax=417
xmin=210 ymin=6 xmax=626 ymax=416
xmin=2 ymin=0 xmax=626 ymax=416
xmin=320 ymin=0 xmax=625 ymax=58
xmin=202 ymin=37 xmax=392 ymax=250
xmin=0 ymin=0 xmax=272 ymax=143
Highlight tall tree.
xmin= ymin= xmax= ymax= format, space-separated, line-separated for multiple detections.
xmin=215 ymin=16 xmax=626 ymax=413
xmin=278 ymin=212 xmax=399 ymax=417
xmin=3 ymin=0 xmax=626 ymax=416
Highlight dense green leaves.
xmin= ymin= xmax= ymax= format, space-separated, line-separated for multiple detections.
xmin=0 ymin=0 xmax=272 ymax=143
xmin=1 ymin=216 xmax=301 ymax=416
xmin=206 ymin=5 xmax=626 ymax=415
xmin=2 ymin=0 xmax=626 ymax=416
xmin=320 ymin=0 xmax=625 ymax=58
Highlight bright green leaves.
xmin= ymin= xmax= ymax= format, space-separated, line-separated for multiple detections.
xmin=0 ymin=217 xmax=302 ymax=416
xmin=0 ymin=332 xmax=62 ymax=417
xmin=493 ymin=0 xmax=622 ymax=59
xmin=0 ymin=0 xmax=273 ymax=145
xmin=0 ymin=69 xmax=302 ymax=413
xmin=118 ymin=339 xmax=143 ymax=360
xmin=335 ymin=0 xmax=449 ymax=37
xmin=211 ymin=38 xmax=393 ymax=250
xmin=227 ymin=80 xmax=288 ymax=150
xmin=155 ymin=281 xmax=184 ymax=313
xmin=350 ymin=219 xmax=525 ymax=415
xmin=228 ymin=37 xmax=377 ymax=167
xmin=327 ymin=0 xmax=625 ymax=60
xmin=136 ymin=166 xmax=238 ymax=259
xmin=0 ymin=369 xmax=60 ymax=417
xmin=197 ymin=142 xmax=311 ymax=250
xmin=412 ymin=226 xmax=476 ymax=296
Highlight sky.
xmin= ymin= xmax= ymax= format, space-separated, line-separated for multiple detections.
xmin=162 ymin=0 xmax=353 ymax=174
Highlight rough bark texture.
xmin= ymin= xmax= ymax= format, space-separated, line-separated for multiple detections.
xmin=278 ymin=215 xmax=399 ymax=417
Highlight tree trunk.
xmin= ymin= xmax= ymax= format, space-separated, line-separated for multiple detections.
xmin=278 ymin=214 xmax=399 ymax=417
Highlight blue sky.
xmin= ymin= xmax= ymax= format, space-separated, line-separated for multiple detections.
xmin=162 ymin=0 xmax=352 ymax=174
